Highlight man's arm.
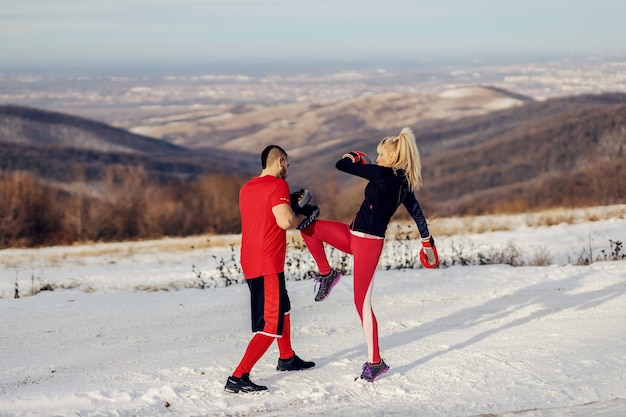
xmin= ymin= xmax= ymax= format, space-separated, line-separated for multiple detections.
xmin=273 ymin=203 xmax=305 ymax=230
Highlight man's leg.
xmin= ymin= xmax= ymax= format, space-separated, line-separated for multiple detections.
xmin=277 ymin=312 xmax=294 ymax=360
xmin=275 ymin=285 xmax=315 ymax=371
xmin=233 ymin=333 xmax=275 ymax=378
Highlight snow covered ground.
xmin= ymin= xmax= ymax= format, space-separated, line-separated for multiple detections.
xmin=1 ymin=208 xmax=625 ymax=417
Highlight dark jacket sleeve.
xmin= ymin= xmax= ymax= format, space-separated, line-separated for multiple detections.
xmin=335 ymin=157 xmax=388 ymax=181
xmin=402 ymin=191 xmax=430 ymax=239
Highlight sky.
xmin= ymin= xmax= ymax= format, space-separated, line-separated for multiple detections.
xmin=1 ymin=0 xmax=626 ymax=71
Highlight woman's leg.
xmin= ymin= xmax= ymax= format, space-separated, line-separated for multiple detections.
xmin=351 ymin=237 xmax=384 ymax=363
xmin=300 ymin=220 xmax=352 ymax=275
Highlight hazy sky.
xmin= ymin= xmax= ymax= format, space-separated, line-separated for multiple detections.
xmin=1 ymin=0 xmax=625 ymax=70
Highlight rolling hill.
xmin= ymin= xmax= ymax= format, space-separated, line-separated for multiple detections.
xmin=423 ymin=98 xmax=626 ymax=215
xmin=0 ymin=105 xmax=258 ymax=183
xmin=2 ymin=87 xmax=626 ymax=223
xmin=119 ymin=85 xmax=532 ymax=159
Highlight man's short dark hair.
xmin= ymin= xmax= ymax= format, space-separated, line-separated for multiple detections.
xmin=261 ymin=145 xmax=288 ymax=169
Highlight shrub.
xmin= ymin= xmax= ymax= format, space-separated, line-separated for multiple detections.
xmin=0 ymin=167 xmax=247 ymax=248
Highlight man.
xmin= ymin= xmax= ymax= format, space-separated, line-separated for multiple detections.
xmin=225 ymin=145 xmax=317 ymax=394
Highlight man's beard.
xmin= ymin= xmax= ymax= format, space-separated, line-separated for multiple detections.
xmin=279 ymin=166 xmax=288 ymax=179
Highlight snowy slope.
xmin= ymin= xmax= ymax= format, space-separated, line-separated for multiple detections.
xmin=1 ymin=210 xmax=625 ymax=417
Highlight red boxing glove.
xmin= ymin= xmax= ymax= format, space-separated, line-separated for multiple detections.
xmin=342 ymin=150 xmax=372 ymax=165
xmin=420 ymin=236 xmax=439 ymax=268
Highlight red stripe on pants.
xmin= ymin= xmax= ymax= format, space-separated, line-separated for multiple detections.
xmin=262 ymin=273 xmax=281 ymax=335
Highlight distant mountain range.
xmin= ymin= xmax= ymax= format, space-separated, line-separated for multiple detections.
xmin=2 ymin=86 xmax=626 ymax=218
xmin=118 ymin=85 xmax=532 ymax=159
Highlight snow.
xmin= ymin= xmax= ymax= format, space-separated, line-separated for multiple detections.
xmin=484 ymin=97 xmax=524 ymax=110
xmin=1 ymin=209 xmax=626 ymax=417
xmin=438 ymin=86 xmax=494 ymax=98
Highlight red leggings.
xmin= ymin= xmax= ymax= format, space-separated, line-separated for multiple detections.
xmin=301 ymin=220 xmax=384 ymax=363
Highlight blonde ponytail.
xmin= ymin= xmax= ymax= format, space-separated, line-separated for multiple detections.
xmin=377 ymin=126 xmax=422 ymax=191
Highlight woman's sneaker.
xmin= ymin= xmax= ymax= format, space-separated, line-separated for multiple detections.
xmin=314 ymin=269 xmax=342 ymax=301
xmin=224 ymin=373 xmax=268 ymax=393
xmin=360 ymin=360 xmax=389 ymax=382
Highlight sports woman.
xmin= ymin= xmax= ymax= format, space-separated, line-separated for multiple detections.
xmin=300 ymin=127 xmax=439 ymax=382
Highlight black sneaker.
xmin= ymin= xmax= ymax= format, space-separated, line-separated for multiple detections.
xmin=276 ymin=354 xmax=315 ymax=371
xmin=224 ymin=373 xmax=268 ymax=393
xmin=314 ymin=269 xmax=342 ymax=302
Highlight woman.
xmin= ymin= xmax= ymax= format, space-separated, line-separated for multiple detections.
xmin=300 ymin=126 xmax=438 ymax=382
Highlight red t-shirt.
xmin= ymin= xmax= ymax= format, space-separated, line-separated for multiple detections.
xmin=239 ymin=175 xmax=290 ymax=278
